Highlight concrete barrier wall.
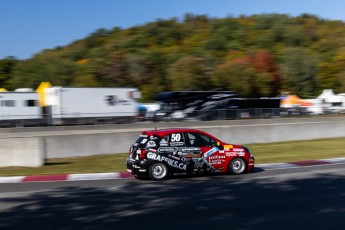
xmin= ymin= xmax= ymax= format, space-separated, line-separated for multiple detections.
xmin=2 ymin=119 xmax=345 ymax=167
xmin=0 ymin=137 xmax=44 ymax=167
xmin=45 ymin=120 xmax=345 ymax=159
xmin=204 ymin=121 xmax=345 ymax=145
xmin=44 ymin=132 xmax=139 ymax=158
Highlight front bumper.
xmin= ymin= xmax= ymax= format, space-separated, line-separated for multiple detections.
xmin=248 ymin=156 xmax=255 ymax=171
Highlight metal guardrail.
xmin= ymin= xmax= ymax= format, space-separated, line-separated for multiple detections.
xmin=0 ymin=108 xmax=341 ymax=127
xmin=193 ymin=108 xmax=281 ymax=121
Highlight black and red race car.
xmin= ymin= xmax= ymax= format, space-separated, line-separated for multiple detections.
xmin=126 ymin=128 xmax=255 ymax=180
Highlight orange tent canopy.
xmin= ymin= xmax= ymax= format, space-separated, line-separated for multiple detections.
xmin=280 ymin=95 xmax=302 ymax=108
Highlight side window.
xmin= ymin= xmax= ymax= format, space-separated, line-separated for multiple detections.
xmin=198 ymin=133 xmax=216 ymax=147
xmin=25 ymin=100 xmax=38 ymax=107
xmin=146 ymin=135 xmax=160 ymax=148
xmin=159 ymin=135 xmax=170 ymax=146
xmin=185 ymin=133 xmax=197 ymax=146
xmin=160 ymin=133 xmax=185 ymax=147
xmin=1 ymin=100 xmax=15 ymax=107
xmin=186 ymin=132 xmax=216 ymax=147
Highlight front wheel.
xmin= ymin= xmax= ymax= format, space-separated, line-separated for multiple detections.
xmin=149 ymin=162 xmax=168 ymax=181
xmin=228 ymin=158 xmax=247 ymax=175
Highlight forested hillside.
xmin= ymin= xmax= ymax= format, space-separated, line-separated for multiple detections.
xmin=2 ymin=13 xmax=345 ymax=101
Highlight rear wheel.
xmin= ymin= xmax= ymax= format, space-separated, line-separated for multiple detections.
xmin=149 ymin=162 xmax=168 ymax=181
xmin=229 ymin=158 xmax=247 ymax=175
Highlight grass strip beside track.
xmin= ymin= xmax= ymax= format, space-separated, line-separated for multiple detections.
xmin=0 ymin=137 xmax=345 ymax=177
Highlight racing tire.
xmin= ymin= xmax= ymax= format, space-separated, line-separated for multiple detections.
xmin=149 ymin=162 xmax=168 ymax=181
xmin=228 ymin=157 xmax=247 ymax=175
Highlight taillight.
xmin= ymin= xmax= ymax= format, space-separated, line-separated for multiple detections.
xmin=139 ymin=149 xmax=147 ymax=159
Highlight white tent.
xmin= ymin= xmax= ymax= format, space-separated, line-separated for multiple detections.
xmin=317 ymin=89 xmax=335 ymax=100
xmin=318 ymin=89 xmax=345 ymax=113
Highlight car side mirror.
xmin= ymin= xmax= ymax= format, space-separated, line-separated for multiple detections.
xmin=217 ymin=142 xmax=223 ymax=150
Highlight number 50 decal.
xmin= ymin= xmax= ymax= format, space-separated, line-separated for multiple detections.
xmin=171 ymin=133 xmax=181 ymax=142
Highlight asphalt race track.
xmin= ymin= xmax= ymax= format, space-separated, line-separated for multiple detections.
xmin=1 ymin=163 xmax=345 ymax=230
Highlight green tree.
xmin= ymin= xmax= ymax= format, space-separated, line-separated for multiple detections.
xmin=214 ymin=50 xmax=281 ymax=97
xmin=9 ymin=57 xmax=77 ymax=89
xmin=214 ymin=61 xmax=256 ymax=97
xmin=249 ymin=50 xmax=281 ymax=96
xmin=0 ymin=56 xmax=17 ymax=88
xmin=168 ymin=56 xmax=213 ymax=91
xmin=317 ymin=62 xmax=341 ymax=91
xmin=97 ymin=53 xmax=129 ymax=87
xmin=280 ymin=47 xmax=318 ymax=97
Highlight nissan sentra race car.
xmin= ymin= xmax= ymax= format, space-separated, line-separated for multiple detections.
xmin=126 ymin=128 xmax=255 ymax=180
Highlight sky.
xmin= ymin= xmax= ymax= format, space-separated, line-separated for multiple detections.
xmin=2 ymin=0 xmax=345 ymax=60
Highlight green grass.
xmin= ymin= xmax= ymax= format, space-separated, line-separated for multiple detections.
xmin=0 ymin=154 xmax=129 ymax=177
xmin=0 ymin=137 xmax=345 ymax=177
xmin=246 ymin=137 xmax=345 ymax=164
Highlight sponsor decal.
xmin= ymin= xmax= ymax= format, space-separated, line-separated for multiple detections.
xmin=170 ymin=142 xmax=185 ymax=146
xmin=150 ymin=136 xmax=159 ymax=140
xmin=225 ymin=152 xmax=237 ymax=157
xmin=219 ymin=150 xmax=225 ymax=154
xmin=171 ymin=133 xmax=181 ymax=142
xmin=147 ymin=141 xmax=156 ymax=147
xmin=169 ymin=154 xmax=181 ymax=161
xmin=209 ymin=160 xmax=222 ymax=165
xmin=105 ymin=95 xmax=130 ymax=106
xmin=159 ymin=139 xmax=168 ymax=145
xmin=181 ymin=147 xmax=201 ymax=152
xmin=158 ymin=147 xmax=179 ymax=153
xmin=182 ymin=153 xmax=202 ymax=158
xmin=209 ymin=155 xmax=225 ymax=159
xmin=173 ymin=172 xmax=187 ymax=176
xmin=233 ymin=148 xmax=244 ymax=152
xmin=237 ymin=152 xmax=245 ymax=157
xmin=147 ymin=152 xmax=187 ymax=170
xmin=204 ymin=147 xmax=219 ymax=157
xmin=224 ymin=145 xmax=233 ymax=150
xmin=148 ymin=148 xmax=157 ymax=153
xmin=209 ymin=156 xmax=226 ymax=165
xmin=141 ymin=138 xmax=148 ymax=144
xmin=225 ymin=151 xmax=245 ymax=157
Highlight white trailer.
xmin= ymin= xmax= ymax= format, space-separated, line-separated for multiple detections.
xmin=44 ymin=87 xmax=141 ymax=124
xmin=300 ymin=98 xmax=328 ymax=115
xmin=0 ymin=91 xmax=42 ymax=126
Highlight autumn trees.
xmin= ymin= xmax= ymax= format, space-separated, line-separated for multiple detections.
xmin=2 ymin=14 xmax=345 ymax=101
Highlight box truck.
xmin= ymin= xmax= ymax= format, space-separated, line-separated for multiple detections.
xmin=44 ymin=87 xmax=141 ymax=125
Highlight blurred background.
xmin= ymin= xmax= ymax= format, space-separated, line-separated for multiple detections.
xmin=2 ymin=12 xmax=345 ymax=125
